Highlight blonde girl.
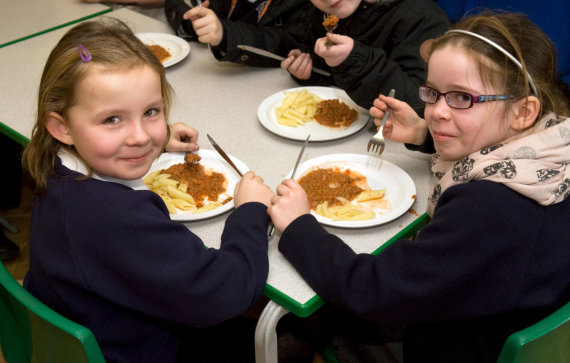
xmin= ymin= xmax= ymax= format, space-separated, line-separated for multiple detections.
xmin=22 ymin=18 xmax=274 ymax=362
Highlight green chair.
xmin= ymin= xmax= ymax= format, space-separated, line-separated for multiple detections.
xmin=322 ymin=301 xmax=570 ymax=363
xmin=496 ymin=301 xmax=570 ymax=363
xmin=0 ymin=261 xmax=106 ymax=363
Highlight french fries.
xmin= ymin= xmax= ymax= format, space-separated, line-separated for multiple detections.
xmin=316 ymin=201 xmax=376 ymax=221
xmin=275 ymin=89 xmax=322 ymax=127
xmin=315 ymin=189 xmax=387 ymax=221
xmin=143 ymin=170 xmax=199 ymax=215
xmin=356 ymin=189 xmax=386 ymax=202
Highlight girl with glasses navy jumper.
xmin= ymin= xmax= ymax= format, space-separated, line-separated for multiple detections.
xmin=268 ymin=11 xmax=570 ymax=363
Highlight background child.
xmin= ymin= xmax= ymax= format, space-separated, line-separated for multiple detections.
xmin=22 ymin=18 xmax=275 ymax=362
xmin=182 ymin=0 xmax=449 ymax=114
xmin=269 ymin=11 xmax=570 ymax=362
xmin=279 ymin=0 xmax=450 ymax=113
xmin=166 ymin=0 xmax=312 ymax=67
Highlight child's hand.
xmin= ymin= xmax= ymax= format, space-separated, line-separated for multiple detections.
xmin=268 ymin=179 xmax=310 ymax=233
xmin=165 ymin=122 xmax=200 ymax=152
xmin=183 ymin=1 xmax=223 ymax=46
xmin=369 ymin=94 xmax=427 ymax=145
xmin=281 ymin=50 xmax=313 ymax=80
xmin=314 ymin=34 xmax=353 ymax=67
xmin=234 ymin=171 xmax=275 ymax=208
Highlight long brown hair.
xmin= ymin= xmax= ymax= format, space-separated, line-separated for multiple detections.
xmin=22 ymin=18 xmax=173 ymax=192
xmin=420 ymin=11 xmax=569 ymax=120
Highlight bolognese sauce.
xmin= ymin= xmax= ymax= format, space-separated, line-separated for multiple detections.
xmin=161 ymin=163 xmax=229 ymax=208
xmin=299 ymin=167 xmax=366 ymax=209
xmin=314 ymin=99 xmax=358 ymax=127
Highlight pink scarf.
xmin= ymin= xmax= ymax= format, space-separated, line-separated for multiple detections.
xmin=427 ymin=113 xmax=570 ymax=216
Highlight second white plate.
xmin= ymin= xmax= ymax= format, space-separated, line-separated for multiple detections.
xmin=257 ymin=86 xmax=370 ymax=141
xmin=292 ymin=154 xmax=416 ymax=228
xmin=136 ymin=32 xmax=190 ymax=68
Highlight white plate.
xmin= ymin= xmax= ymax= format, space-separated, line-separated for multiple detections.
xmin=145 ymin=150 xmax=248 ymax=222
xmin=292 ymin=154 xmax=416 ymax=228
xmin=257 ymin=86 xmax=370 ymax=141
xmin=136 ymin=32 xmax=190 ymax=68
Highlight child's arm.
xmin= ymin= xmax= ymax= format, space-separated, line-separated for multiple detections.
xmin=234 ymin=171 xmax=275 ymax=208
xmin=267 ymin=179 xmax=310 ymax=233
xmin=314 ymin=33 xmax=354 ymax=67
xmin=183 ymin=1 xmax=224 ymax=46
xmin=369 ymin=93 xmax=428 ymax=146
xmin=165 ymin=122 xmax=200 ymax=152
xmin=280 ymin=49 xmax=313 ymax=80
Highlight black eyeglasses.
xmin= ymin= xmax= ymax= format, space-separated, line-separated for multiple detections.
xmin=418 ymin=85 xmax=514 ymax=109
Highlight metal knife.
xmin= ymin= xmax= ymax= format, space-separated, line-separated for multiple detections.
xmin=291 ymin=134 xmax=310 ymax=180
xmin=268 ymin=134 xmax=310 ymax=236
xmin=207 ymin=134 xmax=243 ymax=177
xmin=237 ymin=45 xmax=331 ymax=77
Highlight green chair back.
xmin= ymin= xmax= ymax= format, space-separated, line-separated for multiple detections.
xmin=496 ymin=301 xmax=570 ymax=363
xmin=0 ymin=261 xmax=106 ymax=363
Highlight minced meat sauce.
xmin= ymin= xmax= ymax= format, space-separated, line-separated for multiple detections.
xmin=299 ymin=167 xmax=365 ymax=209
xmin=314 ymin=99 xmax=358 ymax=127
xmin=147 ymin=44 xmax=171 ymax=63
xmin=161 ymin=163 xmax=229 ymax=208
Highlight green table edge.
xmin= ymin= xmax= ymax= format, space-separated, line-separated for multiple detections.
xmin=264 ymin=212 xmax=431 ymax=318
xmin=0 ymin=7 xmax=112 ymax=49
xmin=0 ymin=122 xmax=30 ymax=146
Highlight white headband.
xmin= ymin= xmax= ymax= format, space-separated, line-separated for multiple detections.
xmin=445 ymin=29 xmax=538 ymax=97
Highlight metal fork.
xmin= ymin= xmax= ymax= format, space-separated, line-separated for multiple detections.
xmin=323 ymin=13 xmax=338 ymax=47
xmin=367 ymin=88 xmax=395 ymax=154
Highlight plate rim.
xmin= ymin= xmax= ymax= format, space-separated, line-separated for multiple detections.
xmin=257 ymin=86 xmax=370 ymax=142
xmin=145 ymin=149 xmax=247 ymax=222
xmin=136 ymin=32 xmax=191 ymax=68
xmin=291 ymin=153 xmax=417 ymax=228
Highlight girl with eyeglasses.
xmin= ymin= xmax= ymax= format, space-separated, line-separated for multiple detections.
xmin=267 ymin=11 xmax=570 ymax=362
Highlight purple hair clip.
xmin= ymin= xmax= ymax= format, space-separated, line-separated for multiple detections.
xmin=78 ymin=44 xmax=92 ymax=63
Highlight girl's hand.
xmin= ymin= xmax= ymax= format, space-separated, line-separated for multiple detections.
xmin=268 ymin=179 xmax=310 ymax=233
xmin=165 ymin=122 xmax=199 ymax=152
xmin=183 ymin=1 xmax=223 ymax=46
xmin=369 ymin=93 xmax=428 ymax=145
xmin=234 ymin=171 xmax=275 ymax=208
xmin=281 ymin=49 xmax=313 ymax=80
xmin=314 ymin=34 xmax=353 ymax=67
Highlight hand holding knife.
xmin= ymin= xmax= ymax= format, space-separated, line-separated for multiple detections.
xmin=268 ymin=134 xmax=310 ymax=236
xmin=237 ymin=45 xmax=331 ymax=77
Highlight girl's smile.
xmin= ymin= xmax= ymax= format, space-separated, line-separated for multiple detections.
xmin=424 ymin=45 xmax=518 ymax=161
xmin=65 ymin=64 xmax=167 ymax=180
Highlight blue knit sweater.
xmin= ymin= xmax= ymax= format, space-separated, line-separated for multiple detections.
xmin=24 ymin=158 xmax=270 ymax=362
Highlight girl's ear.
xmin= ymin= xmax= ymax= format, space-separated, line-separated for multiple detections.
xmin=45 ymin=112 xmax=74 ymax=145
xmin=510 ymin=96 xmax=540 ymax=131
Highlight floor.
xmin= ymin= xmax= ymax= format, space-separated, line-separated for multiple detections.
xmin=0 ymin=171 xmax=33 ymax=363
xmin=1 ymin=171 xmax=32 ymax=282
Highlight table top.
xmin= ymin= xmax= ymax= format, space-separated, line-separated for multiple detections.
xmin=0 ymin=8 xmax=433 ymax=318
xmin=0 ymin=0 xmax=111 ymax=48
